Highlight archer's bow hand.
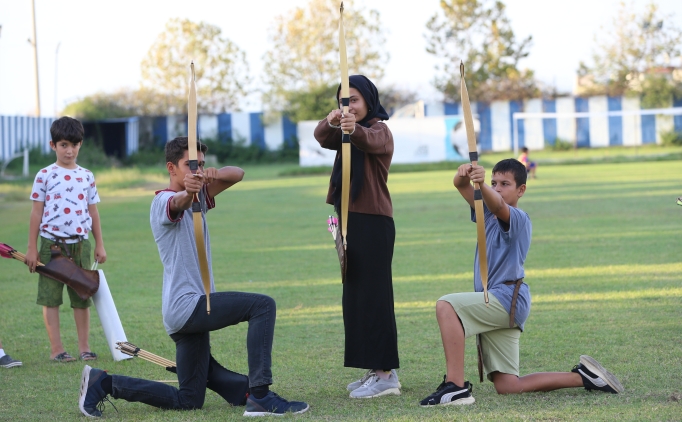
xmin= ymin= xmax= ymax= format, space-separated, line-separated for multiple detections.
xmin=339 ymin=113 xmax=356 ymax=133
xmin=184 ymin=173 xmax=204 ymax=194
xmin=468 ymin=165 xmax=486 ymax=185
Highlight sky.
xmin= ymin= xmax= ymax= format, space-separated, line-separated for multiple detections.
xmin=0 ymin=0 xmax=680 ymax=116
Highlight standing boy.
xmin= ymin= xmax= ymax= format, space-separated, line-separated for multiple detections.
xmin=25 ymin=116 xmax=106 ymax=362
xmin=78 ymin=137 xmax=309 ymax=418
xmin=420 ymin=159 xmax=623 ymax=407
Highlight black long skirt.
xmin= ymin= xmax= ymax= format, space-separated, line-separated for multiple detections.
xmin=342 ymin=211 xmax=399 ymax=369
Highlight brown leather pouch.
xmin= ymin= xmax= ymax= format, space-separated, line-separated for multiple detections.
xmin=334 ymin=226 xmax=347 ymax=283
xmin=36 ymin=245 xmax=100 ymax=300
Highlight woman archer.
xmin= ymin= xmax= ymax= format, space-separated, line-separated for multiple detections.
xmin=314 ymin=74 xmax=400 ymax=399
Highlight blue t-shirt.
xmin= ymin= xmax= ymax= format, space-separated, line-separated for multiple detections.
xmin=472 ymin=204 xmax=532 ymax=330
xmin=150 ymin=186 xmax=216 ymax=335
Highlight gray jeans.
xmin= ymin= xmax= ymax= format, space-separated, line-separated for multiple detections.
xmin=111 ymin=292 xmax=275 ymax=409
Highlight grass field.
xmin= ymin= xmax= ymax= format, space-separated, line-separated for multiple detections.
xmin=1 ymin=158 xmax=681 ymax=421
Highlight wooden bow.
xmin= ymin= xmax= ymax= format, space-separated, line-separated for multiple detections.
xmin=339 ymin=1 xmax=350 ymax=251
xmin=460 ymin=61 xmax=489 ymax=305
xmin=188 ymin=61 xmax=212 ymax=314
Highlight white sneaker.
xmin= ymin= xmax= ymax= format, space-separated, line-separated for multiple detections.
xmin=347 ymin=370 xmax=375 ymax=392
xmin=349 ymin=370 xmax=401 ymax=398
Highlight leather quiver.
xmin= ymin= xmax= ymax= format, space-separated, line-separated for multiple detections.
xmin=36 ymin=245 xmax=100 ymax=300
xmin=334 ymin=226 xmax=347 ymax=283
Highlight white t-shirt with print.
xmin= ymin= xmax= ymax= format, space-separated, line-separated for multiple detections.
xmin=30 ymin=163 xmax=101 ymax=244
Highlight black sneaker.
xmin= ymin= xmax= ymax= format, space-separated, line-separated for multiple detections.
xmin=571 ymin=355 xmax=624 ymax=394
xmin=420 ymin=375 xmax=475 ymax=407
xmin=78 ymin=365 xmax=116 ymax=417
xmin=243 ymin=391 xmax=309 ymax=416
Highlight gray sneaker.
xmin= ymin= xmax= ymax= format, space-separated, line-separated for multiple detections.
xmin=349 ymin=370 xmax=401 ymax=398
xmin=347 ymin=370 xmax=375 ymax=392
xmin=0 ymin=354 xmax=22 ymax=368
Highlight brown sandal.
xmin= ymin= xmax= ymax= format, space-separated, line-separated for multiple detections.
xmin=52 ymin=352 xmax=76 ymax=362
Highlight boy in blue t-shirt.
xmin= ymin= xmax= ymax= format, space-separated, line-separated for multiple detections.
xmin=420 ymin=159 xmax=623 ymax=407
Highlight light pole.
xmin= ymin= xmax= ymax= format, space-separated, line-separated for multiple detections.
xmin=55 ymin=42 xmax=61 ymax=116
xmin=0 ymin=25 xmax=3 ymax=112
xmin=29 ymin=0 xmax=41 ymax=117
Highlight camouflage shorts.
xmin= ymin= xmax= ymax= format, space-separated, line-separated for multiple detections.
xmin=36 ymin=237 xmax=92 ymax=308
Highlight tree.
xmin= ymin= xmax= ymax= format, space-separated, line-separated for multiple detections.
xmin=141 ymin=18 xmax=251 ymax=114
xmin=577 ymin=1 xmax=682 ymax=106
xmin=262 ymin=0 xmax=388 ymax=122
xmin=425 ymin=0 xmax=538 ymax=103
xmin=63 ymin=89 xmax=179 ymax=120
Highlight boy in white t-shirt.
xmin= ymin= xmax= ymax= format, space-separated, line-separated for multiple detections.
xmin=25 ymin=117 xmax=107 ymax=362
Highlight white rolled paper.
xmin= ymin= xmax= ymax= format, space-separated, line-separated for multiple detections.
xmin=92 ymin=270 xmax=133 ymax=361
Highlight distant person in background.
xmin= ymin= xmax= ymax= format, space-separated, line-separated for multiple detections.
xmin=314 ymin=75 xmax=401 ymax=399
xmin=517 ymin=147 xmax=537 ymax=179
xmin=677 ymin=196 xmax=682 ymax=206
xmin=0 ymin=339 xmax=22 ymax=368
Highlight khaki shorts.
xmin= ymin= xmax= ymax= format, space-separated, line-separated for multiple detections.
xmin=438 ymin=292 xmax=520 ymax=381
xmin=36 ymin=237 xmax=92 ymax=309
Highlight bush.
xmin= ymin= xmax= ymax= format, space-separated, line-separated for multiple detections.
xmin=202 ymin=136 xmax=299 ymax=165
xmin=548 ymin=137 xmax=574 ymax=151
xmin=77 ymin=139 xmax=115 ymax=167
xmin=661 ymin=130 xmax=682 ymax=146
xmin=123 ymin=145 xmax=166 ymax=167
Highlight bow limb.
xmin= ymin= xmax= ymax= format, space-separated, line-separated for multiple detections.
xmin=339 ymin=2 xmax=350 ymax=251
xmin=188 ymin=62 xmax=212 ymax=315
xmin=460 ymin=61 xmax=489 ymax=305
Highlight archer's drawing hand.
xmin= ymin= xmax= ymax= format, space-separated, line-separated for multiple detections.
xmin=184 ymin=173 xmax=203 ymax=194
xmin=327 ymin=109 xmax=342 ymax=126
xmin=456 ymin=164 xmax=472 ymax=180
xmin=203 ymin=167 xmax=218 ymax=185
xmin=469 ymin=164 xmax=486 ymax=185
xmin=25 ymin=246 xmax=39 ymax=273
xmin=340 ymin=112 xmax=356 ymax=133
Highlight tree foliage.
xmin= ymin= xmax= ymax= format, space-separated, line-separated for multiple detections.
xmin=425 ymin=0 xmax=538 ymax=102
xmin=62 ymin=89 xmax=176 ymax=120
xmin=578 ymin=1 xmax=682 ymax=106
xmin=262 ymin=0 xmax=388 ymax=122
xmin=141 ymin=18 xmax=251 ymax=114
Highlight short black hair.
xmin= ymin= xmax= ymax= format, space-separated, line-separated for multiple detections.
xmin=521 ymin=147 xmax=529 ymax=153
xmin=50 ymin=116 xmax=84 ymax=144
xmin=492 ymin=158 xmax=527 ymax=187
xmin=165 ymin=137 xmax=208 ymax=166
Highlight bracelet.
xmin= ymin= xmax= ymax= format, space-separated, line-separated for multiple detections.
xmin=328 ymin=121 xmax=341 ymax=129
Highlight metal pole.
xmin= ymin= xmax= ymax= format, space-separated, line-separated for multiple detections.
xmin=55 ymin=42 xmax=60 ymax=116
xmin=30 ymin=0 xmax=41 ymax=117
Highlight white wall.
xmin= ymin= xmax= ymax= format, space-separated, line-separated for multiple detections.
xmin=491 ymin=101 xmax=511 ymax=151
xmin=555 ymin=97 xmax=576 ymax=143
xmin=523 ymin=99 xmax=544 ymax=150
xmin=622 ymin=96 xmax=641 ymax=146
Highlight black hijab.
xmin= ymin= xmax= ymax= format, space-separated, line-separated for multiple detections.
xmin=330 ymin=75 xmax=390 ymax=214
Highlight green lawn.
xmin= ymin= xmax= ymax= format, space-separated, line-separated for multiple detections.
xmin=1 ymin=160 xmax=681 ymax=421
